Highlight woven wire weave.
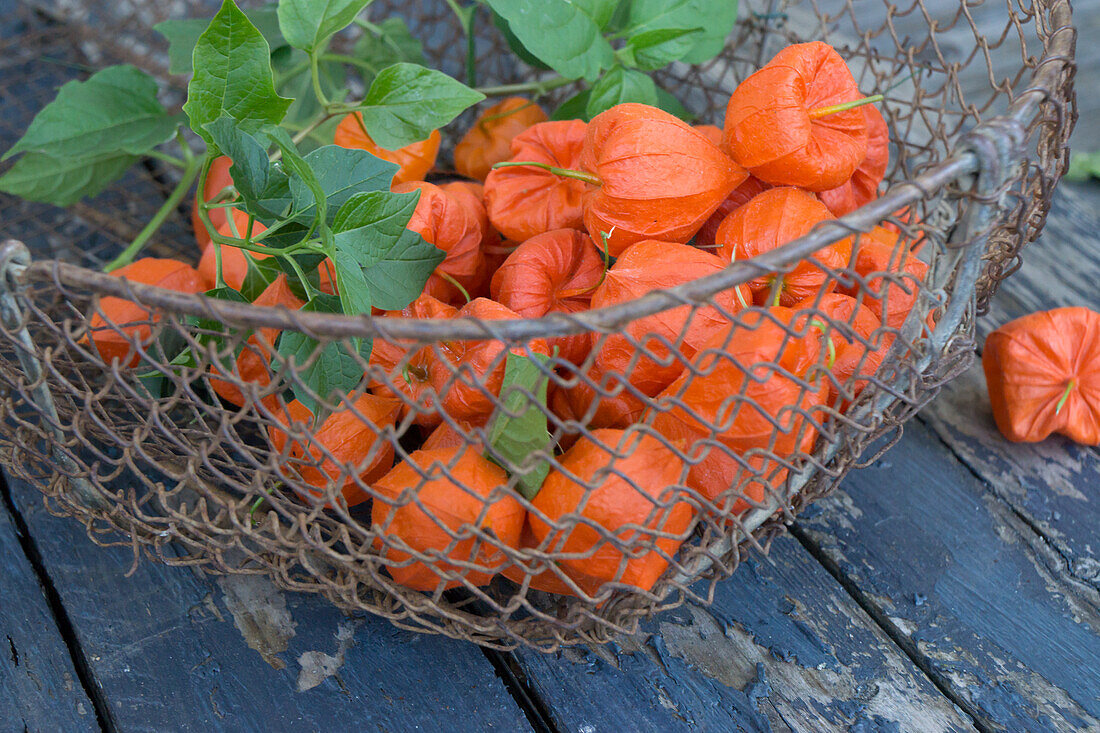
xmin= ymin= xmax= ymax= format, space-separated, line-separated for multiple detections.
xmin=0 ymin=0 xmax=1077 ymax=650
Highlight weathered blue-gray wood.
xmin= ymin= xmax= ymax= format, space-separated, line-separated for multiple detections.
xmin=795 ymin=420 xmax=1100 ymax=731
xmin=2 ymin=475 xmax=532 ymax=733
xmin=512 ymin=535 xmax=973 ymax=732
xmin=919 ymin=180 xmax=1100 ymax=596
xmin=0 ymin=501 xmax=98 ymax=733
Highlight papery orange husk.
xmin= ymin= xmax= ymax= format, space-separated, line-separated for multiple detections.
xmin=209 ymin=274 xmax=305 ymax=409
xmin=591 ymin=239 xmax=751 ymax=395
xmin=693 ymin=176 xmax=773 ymax=250
xmin=373 ymin=446 xmax=525 ymax=590
xmin=369 ymin=293 xmax=459 ymax=427
xmin=490 ymin=229 xmax=604 ymax=364
xmin=484 ymin=120 xmax=589 ymax=243
xmin=793 ymin=292 xmax=891 ymax=404
xmin=86 ymin=258 xmax=207 ymax=367
xmin=650 ymin=308 xmax=826 ymax=506
xmin=983 ymin=307 xmax=1100 ymax=445
xmin=529 ymin=429 xmax=695 ymax=592
xmin=268 ymin=393 xmax=401 ymax=507
xmin=393 ymin=181 xmax=484 ymax=305
xmin=818 ymin=105 xmax=890 ymax=216
xmin=580 ymin=103 xmax=747 ymax=256
xmin=334 ymin=112 xmax=440 ymax=185
xmin=837 ymin=227 xmax=928 ymax=329
xmin=432 ymin=298 xmax=551 ymax=425
xmin=192 ymin=155 xmax=235 ymax=251
xmin=715 ymin=187 xmax=849 ymax=307
xmin=723 ymin=41 xmax=869 ymax=191
xmin=454 ymin=97 xmax=548 ymax=181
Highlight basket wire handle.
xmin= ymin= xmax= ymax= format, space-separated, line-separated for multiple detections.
xmin=0 ymin=239 xmax=107 ymax=510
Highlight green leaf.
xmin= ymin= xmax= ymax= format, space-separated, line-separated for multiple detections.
xmin=655 ymin=86 xmax=695 ymax=122
xmin=573 ymin=0 xmax=619 ymax=29
xmin=481 ymin=0 xmax=615 ymax=81
xmin=0 ymin=151 xmax=137 ymax=206
xmin=280 ymin=57 xmax=346 ymax=130
xmin=585 ymin=66 xmax=658 ymax=118
xmin=332 ymin=190 xmax=445 ymax=310
xmin=3 ymin=65 xmax=180 ymax=161
xmin=267 ymin=128 xmax=328 ymax=229
xmin=622 ymin=27 xmax=703 ymax=70
xmin=1065 ymin=151 xmax=1100 ymax=182
xmin=551 ymin=88 xmax=592 ymax=121
xmin=487 ymin=353 xmax=554 ymax=500
xmin=156 ymin=18 xmax=209 ymax=75
xmin=240 ymin=255 xmax=283 ymax=301
xmin=331 ymin=248 xmax=374 ymax=315
xmin=289 ymin=145 xmax=399 ymax=224
xmin=624 ymin=0 xmax=739 ymax=65
xmin=277 ymin=295 xmax=367 ymax=414
xmin=184 ymin=0 xmax=292 ymax=145
xmin=156 ymin=5 xmax=286 ymax=75
xmin=277 ymin=0 xmax=374 ymax=52
xmin=354 ymin=63 xmax=484 ymax=150
xmin=204 ymin=117 xmax=295 ymax=221
xmin=489 ymin=11 xmax=550 ymax=71
xmin=352 ymin=17 xmax=426 ymax=77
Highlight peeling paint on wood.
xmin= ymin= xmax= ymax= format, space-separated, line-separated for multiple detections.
xmin=2 ymin=476 xmax=533 ymax=731
xmin=216 ymin=575 xmax=296 ymax=671
xmin=513 ymin=536 xmax=973 ymax=732
xmin=797 ymin=421 xmax=1100 ymax=731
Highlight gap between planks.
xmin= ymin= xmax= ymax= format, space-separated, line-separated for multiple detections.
xmin=0 ymin=472 xmax=115 ymax=733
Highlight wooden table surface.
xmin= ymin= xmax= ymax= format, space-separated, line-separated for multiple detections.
xmin=2 ymin=1 xmax=1099 ymax=731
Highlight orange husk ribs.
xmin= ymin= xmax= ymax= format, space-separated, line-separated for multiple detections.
xmin=160 ymin=41 xmax=929 ymax=598
xmin=723 ymin=41 xmax=870 ymax=191
xmin=983 ymin=308 xmax=1100 ymax=445
xmin=454 ymin=97 xmax=548 ymax=181
xmin=484 ymin=120 xmax=589 ymax=243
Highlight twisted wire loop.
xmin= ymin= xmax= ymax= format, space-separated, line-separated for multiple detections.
xmin=0 ymin=0 xmax=1076 ymax=650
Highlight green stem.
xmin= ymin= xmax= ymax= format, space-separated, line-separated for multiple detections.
xmin=476 ymin=76 xmax=573 ymax=97
xmin=292 ymin=110 xmax=340 ymax=145
xmin=145 ymin=149 xmax=187 ymax=168
xmin=809 ymin=94 xmax=884 ymax=119
xmin=322 ymin=52 xmax=382 ymax=76
xmin=808 ymin=318 xmax=837 ymax=369
xmin=438 ymin=271 xmax=471 ymax=303
xmin=558 ymin=228 xmax=613 ymax=299
xmin=310 ymin=50 xmax=330 ymax=108
xmin=287 ymin=255 xmax=319 ymax=302
xmin=492 ymin=160 xmax=601 ymax=186
xmin=1055 ymin=378 xmax=1076 ymax=415
xmin=104 ymin=138 xmax=201 ymax=272
xmin=465 ymin=4 xmax=477 ymax=88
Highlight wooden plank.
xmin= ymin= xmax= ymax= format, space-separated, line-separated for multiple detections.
xmin=795 ymin=419 xmax=1100 ymax=731
xmin=919 ymin=180 xmax=1100 ymax=597
xmin=511 ymin=534 xmax=975 ymax=732
xmin=0 ymin=500 xmax=98 ymax=733
xmin=3 ymin=474 xmax=533 ymax=732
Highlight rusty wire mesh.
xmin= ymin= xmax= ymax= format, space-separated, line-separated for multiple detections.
xmin=0 ymin=0 xmax=1077 ymax=650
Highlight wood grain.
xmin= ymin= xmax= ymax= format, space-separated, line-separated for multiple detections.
xmin=2 ymin=476 xmax=533 ymax=733
xmin=0 ymin=501 xmax=97 ymax=733
xmin=512 ymin=535 xmax=974 ymax=733
xmin=920 ymin=180 xmax=1100 ymax=594
xmin=795 ymin=420 xmax=1100 ymax=731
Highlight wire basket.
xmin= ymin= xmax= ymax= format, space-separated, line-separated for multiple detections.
xmin=0 ymin=0 xmax=1076 ymax=650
